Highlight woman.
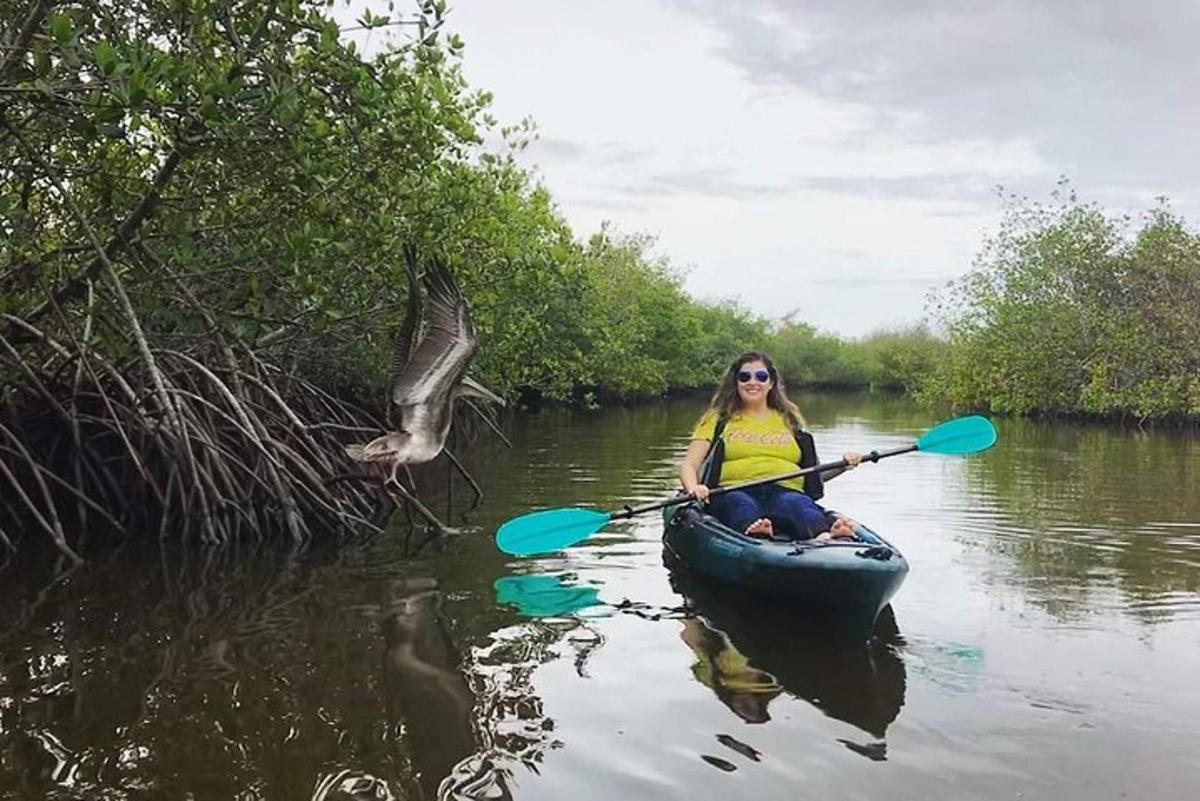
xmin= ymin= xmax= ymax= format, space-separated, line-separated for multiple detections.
xmin=678 ymin=351 xmax=860 ymax=540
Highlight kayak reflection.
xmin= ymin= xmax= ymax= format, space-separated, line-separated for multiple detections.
xmin=670 ymin=567 xmax=907 ymax=741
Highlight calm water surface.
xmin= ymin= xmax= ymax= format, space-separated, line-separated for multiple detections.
xmin=2 ymin=393 xmax=1199 ymax=800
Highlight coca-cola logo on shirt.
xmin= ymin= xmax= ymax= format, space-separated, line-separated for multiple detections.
xmin=725 ymin=430 xmax=794 ymax=446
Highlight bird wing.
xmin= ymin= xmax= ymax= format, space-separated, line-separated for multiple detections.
xmin=390 ymin=244 xmax=423 ymax=387
xmin=389 ymin=256 xmax=478 ymax=407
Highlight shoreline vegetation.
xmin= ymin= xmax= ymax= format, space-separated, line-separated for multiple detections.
xmin=1 ymin=2 xmax=1197 ymax=558
xmin=519 ymin=192 xmax=1200 ymax=430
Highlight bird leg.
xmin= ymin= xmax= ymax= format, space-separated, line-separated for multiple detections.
xmin=372 ymin=501 xmax=397 ymax=529
xmin=400 ymin=466 xmax=418 ymax=529
xmin=460 ymin=397 xmax=512 ymax=448
xmin=442 ymin=446 xmax=483 ymax=507
xmin=446 ymin=428 xmax=455 ymax=517
xmin=385 ymin=464 xmax=445 ymax=532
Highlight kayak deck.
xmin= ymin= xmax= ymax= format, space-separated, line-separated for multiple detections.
xmin=663 ymin=503 xmax=909 ymax=640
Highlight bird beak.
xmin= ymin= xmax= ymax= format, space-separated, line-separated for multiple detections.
xmin=459 ymin=375 xmax=504 ymax=406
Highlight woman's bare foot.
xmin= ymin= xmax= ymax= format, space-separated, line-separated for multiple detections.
xmin=745 ymin=518 xmax=773 ymax=537
xmin=814 ymin=518 xmax=856 ymax=541
xmin=829 ymin=518 xmax=856 ymax=538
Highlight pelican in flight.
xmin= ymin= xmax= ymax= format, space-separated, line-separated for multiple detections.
xmin=346 ymin=248 xmax=502 ymax=526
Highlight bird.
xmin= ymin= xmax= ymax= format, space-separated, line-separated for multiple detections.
xmin=345 ymin=247 xmax=502 ymax=527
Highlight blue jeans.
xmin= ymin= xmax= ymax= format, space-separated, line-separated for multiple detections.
xmin=709 ymin=485 xmax=832 ymax=540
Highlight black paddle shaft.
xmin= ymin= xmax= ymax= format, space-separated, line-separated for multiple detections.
xmin=608 ymin=443 xmax=918 ymax=521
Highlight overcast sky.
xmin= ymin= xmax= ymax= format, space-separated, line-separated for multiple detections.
xmin=353 ymin=1 xmax=1200 ymax=337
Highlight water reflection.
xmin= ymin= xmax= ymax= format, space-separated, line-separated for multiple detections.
xmin=788 ymin=394 xmax=1200 ymax=625
xmin=678 ymin=617 xmax=783 ymax=724
xmin=2 ymin=393 xmax=1199 ymax=800
xmin=312 ymin=769 xmax=399 ymax=801
xmin=0 ymin=543 xmax=533 ymax=801
xmin=960 ymin=417 xmax=1200 ymax=623
xmin=669 ymin=567 xmax=907 ymax=745
xmin=380 ymin=578 xmax=490 ymax=800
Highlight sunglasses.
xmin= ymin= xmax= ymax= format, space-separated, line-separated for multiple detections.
xmin=737 ymin=369 xmax=771 ymax=383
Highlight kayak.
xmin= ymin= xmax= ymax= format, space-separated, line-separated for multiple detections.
xmin=662 ymin=503 xmax=909 ymax=641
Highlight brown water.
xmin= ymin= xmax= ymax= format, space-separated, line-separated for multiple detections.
xmin=2 ymin=393 xmax=1199 ymax=800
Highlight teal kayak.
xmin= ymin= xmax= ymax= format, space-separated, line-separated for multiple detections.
xmin=663 ymin=503 xmax=908 ymax=641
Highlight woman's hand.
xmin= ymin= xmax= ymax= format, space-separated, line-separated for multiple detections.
xmin=842 ymin=451 xmax=863 ymax=470
xmin=687 ymin=483 xmax=711 ymax=502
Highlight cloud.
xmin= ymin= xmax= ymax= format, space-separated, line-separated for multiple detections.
xmin=800 ymin=173 xmax=1002 ymax=202
xmin=442 ymin=0 xmax=1199 ymax=335
xmin=605 ymin=167 xmax=796 ymax=199
xmin=807 ymin=272 xmax=947 ymax=289
xmin=527 ymin=136 xmax=653 ymax=166
xmin=559 ymin=194 xmax=651 ymax=214
xmin=531 ymin=136 xmax=588 ymax=160
xmin=671 ymin=0 xmax=1200 ymax=212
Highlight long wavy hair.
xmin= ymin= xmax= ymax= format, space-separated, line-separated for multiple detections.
xmin=708 ymin=351 xmax=807 ymax=429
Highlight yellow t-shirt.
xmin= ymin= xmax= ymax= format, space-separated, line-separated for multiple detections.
xmin=691 ymin=410 xmax=805 ymax=492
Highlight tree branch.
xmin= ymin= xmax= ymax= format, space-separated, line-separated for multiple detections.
xmin=0 ymin=0 xmax=52 ymax=84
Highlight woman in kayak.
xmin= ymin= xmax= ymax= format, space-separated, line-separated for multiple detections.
xmin=678 ymin=351 xmax=861 ymax=540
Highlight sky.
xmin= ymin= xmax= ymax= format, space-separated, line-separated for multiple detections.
xmin=345 ymin=0 xmax=1200 ymax=337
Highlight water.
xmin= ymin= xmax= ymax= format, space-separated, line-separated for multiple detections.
xmin=2 ymin=393 xmax=1199 ymax=800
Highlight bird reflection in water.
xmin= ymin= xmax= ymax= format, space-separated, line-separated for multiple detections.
xmin=378 ymin=578 xmax=513 ymax=801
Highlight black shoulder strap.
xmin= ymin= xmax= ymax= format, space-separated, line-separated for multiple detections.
xmin=792 ymin=423 xmax=825 ymax=501
xmin=698 ymin=413 xmax=728 ymax=487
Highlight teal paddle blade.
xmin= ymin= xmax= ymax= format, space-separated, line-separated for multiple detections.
xmin=494 ymin=574 xmax=603 ymax=617
xmin=495 ymin=508 xmax=612 ymax=556
xmin=916 ymin=415 xmax=997 ymax=455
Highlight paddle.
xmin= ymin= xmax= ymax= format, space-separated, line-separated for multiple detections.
xmin=495 ymin=414 xmax=997 ymax=556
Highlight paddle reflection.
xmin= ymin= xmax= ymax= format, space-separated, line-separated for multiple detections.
xmin=670 ymin=568 xmax=907 ymax=744
xmin=492 ymin=574 xmax=603 ymax=618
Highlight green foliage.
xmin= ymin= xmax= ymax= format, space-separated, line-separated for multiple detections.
xmin=856 ymin=325 xmax=948 ymax=392
xmin=768 ymin=320 xmax=872 ymax=389
xmin=568 ymin=229 xmax=770 ymax=399
xmin=764 ymin=319 xmax=943 ymax=392
xmin=19 ymin=5 xmax=1188 ymax=422
xmin=0 ymin=0 xmax=770 ymax=406
xmin=920 ymin=190 xmax=1200 ymax=420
